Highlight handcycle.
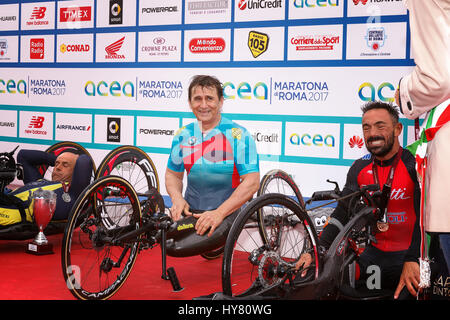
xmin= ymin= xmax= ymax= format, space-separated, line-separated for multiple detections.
xmin=0 ymin=143 xmax=161 ymax=241
xmin=220 ymin=177 xmax=398 ymax=300
xmin=60 ymin=168 xmax=299 ymax=299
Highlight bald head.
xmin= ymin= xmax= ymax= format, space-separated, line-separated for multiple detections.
xmin=51 ymin=152 xmax=79 ymax=183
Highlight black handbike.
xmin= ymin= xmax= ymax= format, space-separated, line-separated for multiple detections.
xmin=221 ymin=179 xmax=395 ymax=300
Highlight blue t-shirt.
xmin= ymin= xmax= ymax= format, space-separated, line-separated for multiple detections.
xmin=167 ymin=117 xmax=259 ymax=211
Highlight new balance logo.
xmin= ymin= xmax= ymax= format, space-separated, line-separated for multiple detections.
xmin=30 ymin=7 xmax=46 ymax=19
xmin=28 ymin=116 xmax=45 ymax=128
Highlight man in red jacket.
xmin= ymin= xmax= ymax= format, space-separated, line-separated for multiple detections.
xmin=296 ymin=101 xmax=421 ymax=299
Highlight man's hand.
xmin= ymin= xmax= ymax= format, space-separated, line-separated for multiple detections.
xmin=190 ymin=209 xmax=225 ymax=237
xmin=394 ymin=261 xmax=420 ymax=299
xmin=170 ymin=197 xmax=190 ymax=222
xmin=295 ymin=253 xmax=313 ymax=277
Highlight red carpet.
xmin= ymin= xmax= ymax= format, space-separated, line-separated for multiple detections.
xmin=0 ymin=233 xmax=223 ymax=300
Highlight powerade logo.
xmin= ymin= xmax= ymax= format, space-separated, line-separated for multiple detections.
xmin=290 ymin=132 xmax=335 ymax=147
xmin=222 ymin=81 xmax=268 ymax=100
xmin=0 ymin=79 xmax=26 ymax=94
xmin=358 ymin=82 xmax=395 ymax=102
xmin=84 ymin=80 xmax=134 ymax=97
xmin=294 ymin=0 xmax=339 ymax=8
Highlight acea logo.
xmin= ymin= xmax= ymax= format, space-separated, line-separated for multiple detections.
xmin=290 ymin=132 xmax=335 ymax=147
xmin=0 ymin=79 xmax=26 ymax=94
xmin=294 ymin=0 xmax=339 ymax=8
xmin=358 ymin=82 xmax=395 ymax=102
xmin=84 ymin=80 xmax=134 ymax=97
xmin=222 ymin=81 xmax=268 ymax=100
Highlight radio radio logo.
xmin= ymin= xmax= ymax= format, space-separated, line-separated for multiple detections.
xmin=30 ymin=38 xmax=44 ymax=59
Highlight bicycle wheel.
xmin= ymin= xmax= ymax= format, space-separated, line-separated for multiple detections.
xmin=61 ymin=175 xmax=142 ymax=300
xmin=222 ymin=193 xmax=320 ymax=298
xmin=39 ymin=141 xmax=96 ymax=181
xmin=258 ymin=169 xmax=304 ymax=206
xmin=257 ymin=169 xmax=306 ymax=244
xmin=96 ymin=146 xmax=159 ymax=196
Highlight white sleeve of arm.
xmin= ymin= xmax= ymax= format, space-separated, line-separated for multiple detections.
xmin=399 ymin=0 xmax=450 ymax=119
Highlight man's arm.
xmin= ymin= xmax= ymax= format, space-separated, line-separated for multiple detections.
xmin=193 ymin=171 xmax=260 ymax=237
xmin=165 ymin=167 xmax=189 ymax=221
xmin=397 ymin=0 xmax=450 ymax=118
xmin=68 ymin=154 xmax=93 ymax=198
xmin=17 ymin=149 xmax=56 ymax=184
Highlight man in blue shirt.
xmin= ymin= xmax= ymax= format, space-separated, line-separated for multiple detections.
xmin=165 ymin=75 xmax=260 ymax=241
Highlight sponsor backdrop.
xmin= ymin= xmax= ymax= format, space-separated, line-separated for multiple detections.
xmin=1 ymin=0 xmax=417 ymax=197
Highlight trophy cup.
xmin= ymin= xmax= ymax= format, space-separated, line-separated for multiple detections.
xmin=26 ymin=188 xmax=57 ymax=255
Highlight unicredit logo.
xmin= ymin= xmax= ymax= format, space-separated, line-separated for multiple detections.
xmin=189 ymin=38 xmax=225 ymax=53
xmin=238 ymin=0 xmax=282 ymax=10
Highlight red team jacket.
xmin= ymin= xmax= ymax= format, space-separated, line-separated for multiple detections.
xmin=320 ymin=148 xmax=420 ymax=261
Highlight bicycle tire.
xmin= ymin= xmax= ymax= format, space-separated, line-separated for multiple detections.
xmin=61 ymin=175 xmax=142 ymax=300
xmin=95 ymin=145 xmax=159 ymax=195
xmin=39 ymin=141 xmax=96 ymax=181
xmin=257 ymin=169 xmax=304 ymax=207
xmin=222 ymin=193 xmax=320 ymax=298
xmin=257 ymin=169 xmax=305 ymax=244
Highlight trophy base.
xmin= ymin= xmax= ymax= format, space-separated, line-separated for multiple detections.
xmin=25 ymin=241 xmax=54 ymax=255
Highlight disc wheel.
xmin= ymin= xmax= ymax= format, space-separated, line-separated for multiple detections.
xmin=61 ymin=175 xmax=142 ymax=300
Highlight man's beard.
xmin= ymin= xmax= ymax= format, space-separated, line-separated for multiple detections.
xmin=366 ymin=132 xmax=395 ymax=158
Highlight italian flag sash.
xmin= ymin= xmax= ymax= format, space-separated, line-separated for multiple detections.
xmin=406 ymin=99 xmax=450 ymax=290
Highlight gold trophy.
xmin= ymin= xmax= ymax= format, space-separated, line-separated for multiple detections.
xmin=26 ymin=188 xmax=57 ymax=255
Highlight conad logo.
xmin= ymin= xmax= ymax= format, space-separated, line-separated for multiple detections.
xmin=84 ymin=80 xmax=134 ymax=97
